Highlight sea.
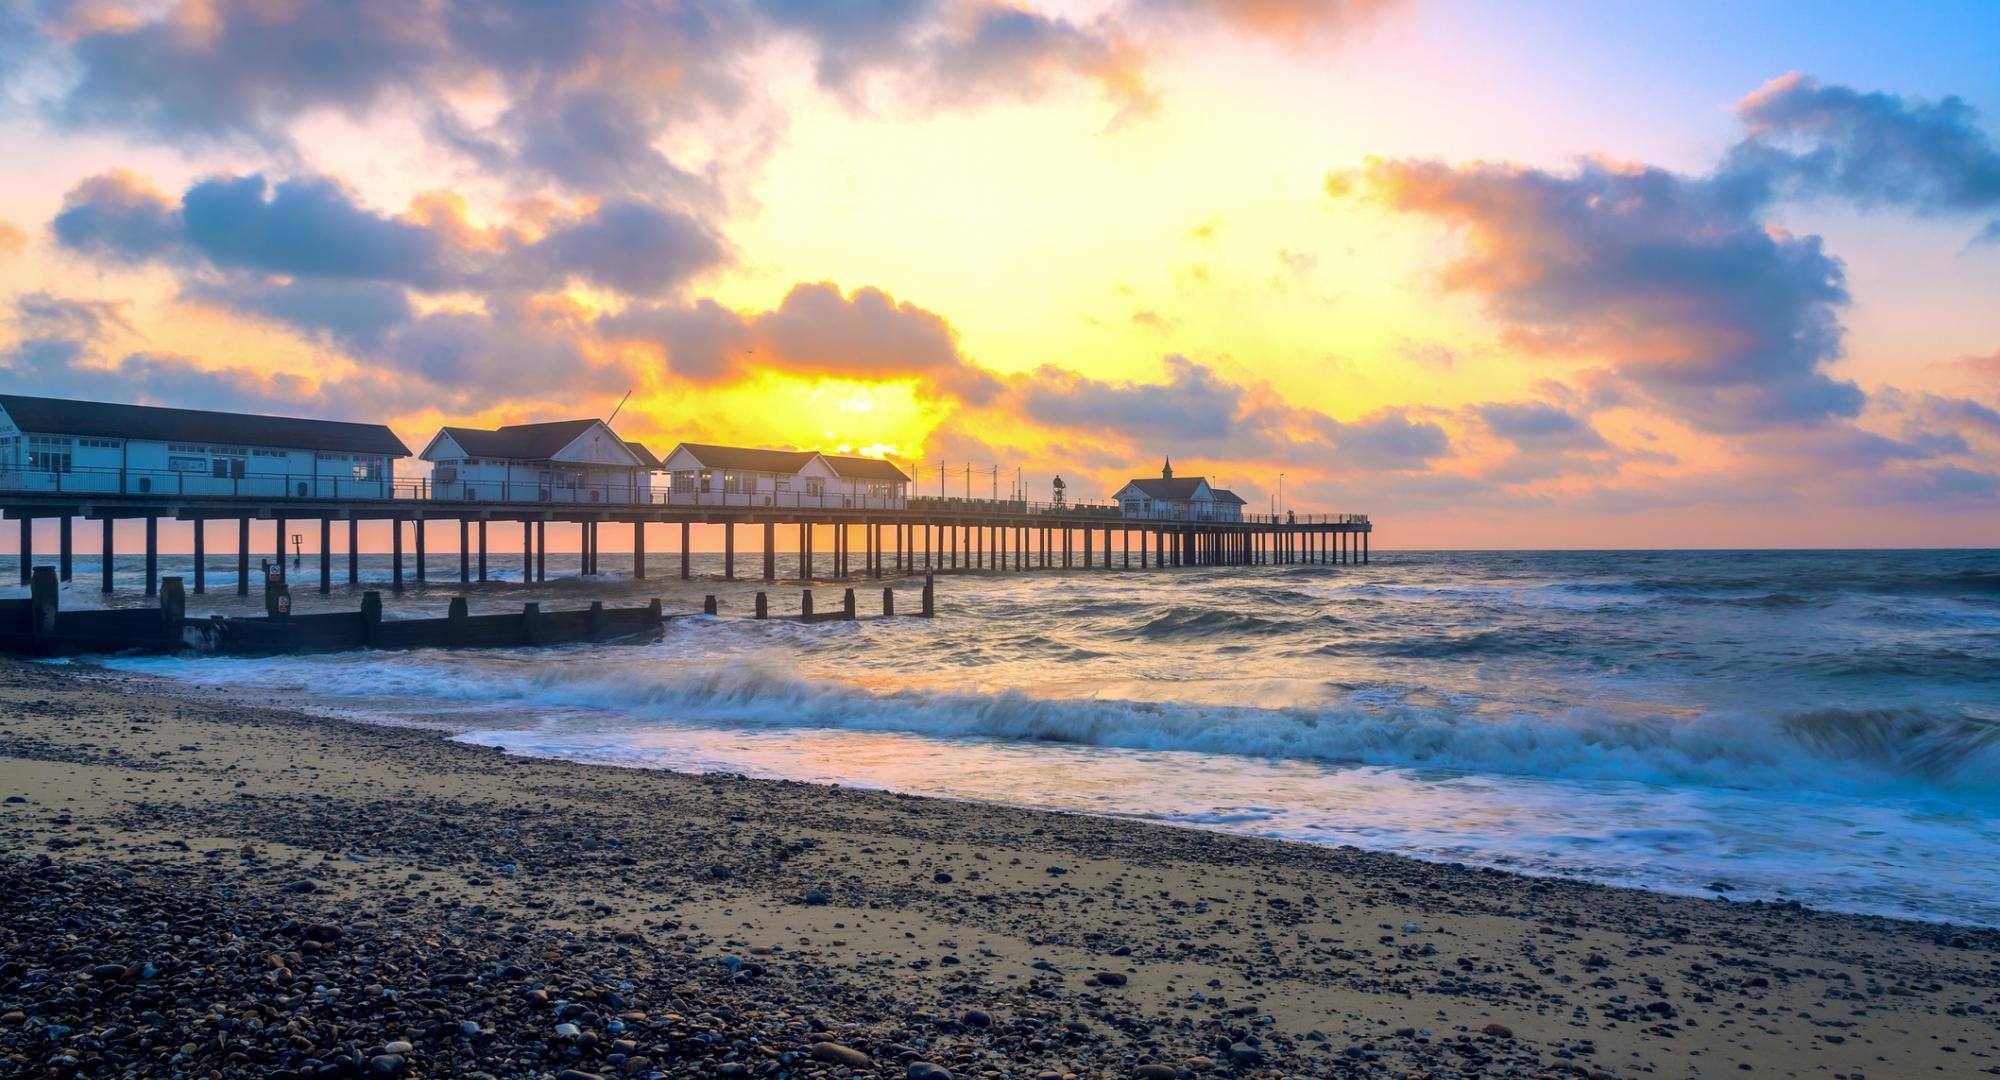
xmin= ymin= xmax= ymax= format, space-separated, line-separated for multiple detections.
xmin=16 ymin=547 xmax=1999 ymax=927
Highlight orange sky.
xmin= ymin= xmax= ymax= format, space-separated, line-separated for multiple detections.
xmin=1 ymin=0 xmax=1996 ymax=547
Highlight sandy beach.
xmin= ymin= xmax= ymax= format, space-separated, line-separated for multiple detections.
xmin=2 ymin=656 xmax=1996 ymax=1079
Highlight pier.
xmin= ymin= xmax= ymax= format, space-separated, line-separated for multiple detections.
xmin=2 ymin=478 xmax=1369 ymax=597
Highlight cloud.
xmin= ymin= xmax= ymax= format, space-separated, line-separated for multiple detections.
xmin=1727 ymin=73 xmax=2000 ymax=241
xmin=1356 ymin=155 xmax=1861 ymax=432
xmin=1472 ymin=400 xmax=1607 ymax=451
xmin=1395 ymin=337 xmax=1459 ymax=369
xmin=1017 ymin=354 xmax=1247 ymax=443
xmin=54 ymin=170 xmax=728 ymax=298
xmin=1324 ymin=408 xmax=1451 ymax=469
xmin=0 ymin=221 xmax=23 ymax=257
xmin=1146 ymin=0 xmax=1402 ymax=42
xmin=603 ymin=281 xmax=1001 ymax=402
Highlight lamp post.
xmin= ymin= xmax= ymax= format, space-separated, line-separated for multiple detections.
xmin=1277 ymin=473 xmax=1284 ymax=521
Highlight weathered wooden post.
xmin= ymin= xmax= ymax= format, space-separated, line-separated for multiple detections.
xmin=16 ymin=519 xmax=30 ymax=585
xmin=520 ymin=600 xmax=541 ymax=645
xmin=159 ymin=576 xmax=185 ymax=637
xmin=920 ymin=573 xmax=935 ymax=617
xmin=680 ymin=521 xmax=691 ymax=580
xmin=800 ymin=590 xmax=814 ymax=620
xmin=29 ymin=566 xmax=58 ymax=637
xmin=448 ymin=596 xmax=469 ymax=646
xmin=320 ymin=518 xmax=332 ymax=594
xmin=703 ymin=594 xmax=717 ymax=615
xmin=101 ymin=518 xmax=114 ymax=594
xmin=842 ymin=587 xmax=855 ymax=620
xmin=144 ymin=516 xmax=158 ymax=597
xmin=646 ymin=598 xmax=662 ymax=626
xmin=236 ymin=517 xmax=250 ymax=596
xmin=587 ymin=600 xmax=605 ymax=642
xmin=881 ymin=587 xmax=894 ymax=616
xmin=58 ymin=517 xmax=72 ymax=583
xmin=634 ymin=521 xmax=646 ymax=580
xmin=361 ymin=591 xmax=383 ymax=648
xmin=763 ymin=521 xmax=775 ymax=582
xmin=754 ymin=591 xmax=768 ymax=619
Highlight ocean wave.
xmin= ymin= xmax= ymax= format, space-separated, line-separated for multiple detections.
xmin=143 ymin=651 xmax=2000 ymax=800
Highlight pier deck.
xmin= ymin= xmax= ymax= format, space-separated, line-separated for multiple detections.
xmin=3 ymin=481 xmax=1369 ymax=595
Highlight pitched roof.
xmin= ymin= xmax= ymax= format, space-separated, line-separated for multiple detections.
xmin=669 ymin=443 xmax=818 ymax=473
xmin=623 ymin=441 xmax=663 ymax=469
xmin=1210 ymin=488 xmax=1246 ymax=505
xmin=434 ymin=419 xmax=602 ymax=460
xmin=821 ymin=454 xmax=911 ymax=482
xmin=1124 ymin=476 xmax=1211 ymax=500
xmin=0 ymin=393 xmax=410 ymax=456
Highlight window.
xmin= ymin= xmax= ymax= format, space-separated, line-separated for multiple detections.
xmin=805 ymin=478 xmax=824 ymax=498
xmin=211 ymin=458 xmax=245 ymax=479
xmin=78 ymin=437 xmax=121 ymax=449
xmin=774 ymin=478 xmax=791 ymax=492
xmin=671 ymin=471 xmax=696 ymax=493
xmin=698 ymin=469 xmax=714 ymax=493
xmin=28 ymin=436 xmax=72 ymax=473
xmin=169 ymin=443 xmax=204 ymax=454
xmin=169 ymin=455 xmax=206 ymax=472
xmin=723 ymin=471 xmax=745 ymax=494
xmin=352 ymin=458 xmax=381 ymax=481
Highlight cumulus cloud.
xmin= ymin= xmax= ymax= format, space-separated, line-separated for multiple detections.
xmin=54 ymin=170 xmax=728 ymax=298
xmin=0 ymin=221 xmax=23 ymax=257
xmin=1145 ymin=0 xmax=1402 ymax=42
xmin=603 ymin=281 xmax=1001 ymax=402
xmin=1355 ymin=156 xmax=1861 ymax=432
xmin=1727 ymin=73 xmax=2000 ymax=242
xmin=1472 ymin=400 xmax=1607 ymax=451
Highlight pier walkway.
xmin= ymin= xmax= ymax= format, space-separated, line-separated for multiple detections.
xmin=2 ymin=466 xmax=1370 ymax=596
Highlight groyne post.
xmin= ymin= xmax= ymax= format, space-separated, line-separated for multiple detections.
xmin=843 ymin=587 xmax=855 ymax=620
xmin=520 ymin=600 xmax=541 ymax=645
xmin=755 ymin=591 xmax=768 ymax=619
xmin=361 ymin=591 xmax=383 ymax=647
xmin=703 ymin=594 xmax=717 ymax=615
xmin=588 ymin=600 xmax=605 ymax=642
xmin=29 ymin=566 xmax=57 ymax=636
xmin=647 ymin=598 xmax=662 ymax=625
xmin=920 ymin=574 xmax=935 ymax=617
xmin=448 ymin=596 xmax=469 ymax=646
xmin=159 ymin=576 xmax=184 ymax=634
xmin=882 ymin=587 xmax=894 ymax=616
xmin=801 ymin=590 xmax=814 ymax=620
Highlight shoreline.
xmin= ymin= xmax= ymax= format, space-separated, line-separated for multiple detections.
xmin=4 ymin=658 xmax=1997 ymax=1078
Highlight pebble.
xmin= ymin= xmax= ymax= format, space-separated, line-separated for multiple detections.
xmin=811 ymin=1041 xmax=874 ymax=1069
xmin=1135 ymin=1065 xmax=1178 ymax=1080
xmin=961 ymin=1008 xmax=993 ymax=1028
xmin=907 ymin=1063 xmax=954 ymax=1080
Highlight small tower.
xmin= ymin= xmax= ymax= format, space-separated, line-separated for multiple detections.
xmin=1161 ymin=456 xmax=1173 ymax=480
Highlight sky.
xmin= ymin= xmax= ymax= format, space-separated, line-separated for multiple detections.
xmin=1 ymin=0 xmax=1998 ymax=548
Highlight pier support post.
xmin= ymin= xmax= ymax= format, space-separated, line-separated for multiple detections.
xmin=320 ymin=518 xmax=331 ymax=594
xmin=192 ymin=520 xmax=206 ymax=594
xmin=536 ymin=521 xmax=546 ymax=581
xmin=1082 ymin=526 xmax=1092 ymax=568
xmin=680 ymin=522 xmax=691 ymax=580
xmin=275 ymin=517 xmax=286 ymax=578
xmin=101 ymin=518 xmax=114 ymax=593
xmin=724 ymin=522 xmax=735 ymax=579
xmin=635 ymin=521 xmax=647 ymax=580
xmin=478 ymin=520 xmax=487 ymax=582
xmin=521 ymin=521 xmax=530 ymax=581
xmin=1363 ymin=532 xmax=1369 ymax=564
xmin=799 ymin=523 xmax=810 ymax=580
xmin=391 ymin=517 xmax=404 ymax=592
xmin=414 ymin=518 xmax=426 ymax=581
xmin=237 ymin=518 xmax=250 ymax=595
xmin=349 ymin=519 xmax=360 ymax=584
xmin=16 ymin=518 xmax=29 ymax=585
xmin=459 ymin=520 xmax=470 ymax=583
xmin=58 ymin=516 xmax=71 ymax=582
xmin=144 ymin=516 xmax=158 ymax=596
xmin=764 ymin=521 xmax=776 ymax=582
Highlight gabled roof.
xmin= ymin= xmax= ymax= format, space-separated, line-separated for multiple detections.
xmin=427 ymin=419 xmax=601 ymax=461
xmin=1123 ymin=476 xmax=1212 ymax=500
xmin=1211 ymin=488 xmax=1246 ymax=505
xmin=624 ymin=441 xmax=663 ymax=469
xmin=822 ymin=454 xmax=911 ymax=482
xmin=668 ymin=443 xmax=818 ymax=473
xmin=0 ymin=393 xmax=410 ymax=456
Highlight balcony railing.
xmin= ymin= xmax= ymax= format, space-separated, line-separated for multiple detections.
xmin=0 ymin=464 xmax=1367 ymax=525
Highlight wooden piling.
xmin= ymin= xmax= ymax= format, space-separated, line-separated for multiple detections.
xmin=755 ymin=591 xmax=768 ymax=619
xmin=520 ymin=600 xmax=540 ymax=645
xmin=29 ymin=566 xmax=57 ymax=635
xmin=159 ymin=576 xmax=184 ymax=633
xmin=478 ymin=520 xmax=488 ymax=582
xmin=144 ymin=516 xmax=158 ymax=596
xmin=348 ymin=519 xmax=359 ymax=584
xmin=882 ymin=587 xmax=894 ymax=616
xmin=800 ymin=590 xmax=813 ymax=619
xmin=58 ymin=516 xmax=71 ymax=583
xmin=764 ymin=521 xmax=776 ymax=583
xmin=391 ymin=517 xmax=404 ymax=592
xmin=703 ymin=594 xmax=717 ymax=615
xmin=237 ymin=517 xmax=250 ymax=596
xmin=448 ymin=596 xmax=469 ymax=646
xmin=460 ymin=520 xmax=470 ymax=583
xmin=101 ymin=518 xmax=114 ymax=594
xmin=635 ymin=521 xmax=647 ymax=580
xmin=320 ymin=518 xmax=331 ymax=594
xmin=843 ymin=587 xmax=856 ymax=620
xmin=15 ymin=518 xmax=28 ymax=585
xmin=192 ymin=519 xmax=206 ymax=594
xmin=361 ymin=591 xmax=383 ymax=647
xmin=920 ymin=575 xmax=935 ymax=617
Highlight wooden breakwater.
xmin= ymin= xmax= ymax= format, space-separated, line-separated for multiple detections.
xmin=1 ymin=567 xmax=938 ymax=658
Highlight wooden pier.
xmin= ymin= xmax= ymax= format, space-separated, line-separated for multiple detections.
xmin=3 ymin=488 xmax=1369 ymax=597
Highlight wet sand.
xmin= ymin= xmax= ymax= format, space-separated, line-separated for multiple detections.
xmin=2 ymin=657 xmax=1996 ymax=1078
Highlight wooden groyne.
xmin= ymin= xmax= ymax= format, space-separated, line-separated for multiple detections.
xmin=0 ymin=567 xmax=935 ymax=658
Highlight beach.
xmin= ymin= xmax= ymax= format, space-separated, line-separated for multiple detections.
xmin=3 ymin=657 xmax=1995 ymax=1079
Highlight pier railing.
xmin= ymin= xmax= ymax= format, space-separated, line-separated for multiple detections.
xmin=0 ymin=465 xmax=1365 ymax=524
